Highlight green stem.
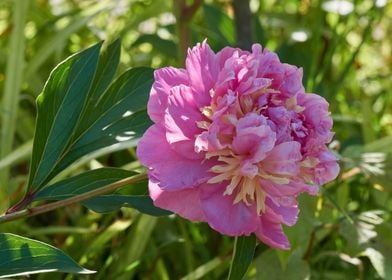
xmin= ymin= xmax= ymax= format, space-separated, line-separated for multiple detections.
xmin=233 ymin=0 xmax=252 ymax=50
xmin=178 ymin=217 xmax=195 ymax=274
xmin=0 ymin=0 xmax=29 ymax=211
xmin=228 ymin=236 xmax=239 ymax=278
xmin=0 ymin=173 xmax=147 ymax=225
xmin=173 ymin=0 xmax=203 ymax=64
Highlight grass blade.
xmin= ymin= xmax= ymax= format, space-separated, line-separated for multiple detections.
xmin=0 ymin=233 xmax=94 ymax=278
xmin=228 ymin=235 xmax=256 ymax=280
xmin=0 ymin=140 xmax=32 ymax=170
xmin=0 ymin=0 xmax=29 ymax=211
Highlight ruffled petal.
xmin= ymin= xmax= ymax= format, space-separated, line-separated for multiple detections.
xmin=261 ymin=141 xmax=302 ymax=177
xmin=314 ymin=150 xmax=340 ymax=184
xmin=186 ymin=40 xmax=218 ymax=107
xmin=149 ymin=180 xmax=206 ymax=221
xmin=199 ymin=182 xmax=259 ymax=235
xmin=217 ymin=46 xmax=250 ymax=69
xmin=148 ymin=67 xmax=188 ymax=123
xmin=137 ymin=125 xmax=213 ymax=191
xmin=232 ymin=113 xmax=276 ymax=162
xmin=261 ymin=179 xmax=319 ymax=197
xmin=298 ymin=93 xmax=333 ymax=138
xmin=257 ymin=49 xmax=285 ymax=84
xmin=278 ymin=65 xmax=304 ymax=97
xmin=165 ymin=85 xmax=205 ymax=159
xmin=265 ymin=197 xmax=299 ymax=226
xmin=256 ymin=216 xmax=290 ymax=250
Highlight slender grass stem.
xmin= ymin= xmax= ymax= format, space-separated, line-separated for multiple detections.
xmin=0 ymin=0 xmax=29 ymax=211
xmin=178 ymin=217 xmax=195 ymax=275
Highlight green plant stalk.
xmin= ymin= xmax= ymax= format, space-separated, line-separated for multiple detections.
xmin=0 ymin=139 xmax=32 ymax=170
xmin=178 ymin=217 xmax=196 ymax=274
xmin=228 ymin=236 xmax=239 ymax=279
xmin=361 ymin=93 xmax=376 ymax=144
xmin=0 ymin=0 xmax=29 ymax=211
xmin=180 ymin=256 xmax=227 ymax=280
xmin=0 ymin=173 xmax=147 ymax=225
xmin=110 ymin=214 xmax=157 ymax=280
xmin=332 ymin=23 xmax=372 ymax=94
xmin=173 ymin=0 xmax=203 ymax=64
xmin=306 ymin=0 xmax=323 ymax=91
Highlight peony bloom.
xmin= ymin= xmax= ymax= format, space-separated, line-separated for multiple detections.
xmin=137 ymin=41 xmax=339 ymax=249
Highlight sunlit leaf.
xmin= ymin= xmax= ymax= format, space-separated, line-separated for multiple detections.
xmin=27 ymin=40 xmax=153 ymax=192
xmin=363 ymin=247 xmax=385 ymax=278
xmin=107 ymin=214 xmax=157 ymax=279
xmin=180 ymin=257 xmax=225 ymax=280
xmin=50 ymin=67 xmax=153 ymax=177
xmin=78 ymin=38 xmax=122 ymax=126
xmin=28 ymin=42 xmax=102 ymax=191
xmin=0 ymin=233 xmax=94 ymax=278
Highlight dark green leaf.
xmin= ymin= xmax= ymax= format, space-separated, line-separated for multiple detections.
xmin=203 ymin=4 xmax=235 ymax=47
xmin=33 ymin=168 xmax=136 ymax=200
xmin=253 ymin=16 xmax=265 ymax=45
xmin=28 ymin=42 xmax=102 ymax=191
xmin=27 ymin=40 xmax=153 ymax=193
xmin=33 ymin=168 xmax=171 ymax=216
xmin=83 ymin=195 xmax=172 ymax=216
xmin=74 ymin=38 xmax=122 ymax=138
xmin=50 ymin=67 xmax=154 ymax=177
xmin=276 ymin=43 xmax=311 ymax=84
xmin=228 ymin=235 xmax=256 ymax=280
xmin=0 ymin=233 xmax=94 ymax=278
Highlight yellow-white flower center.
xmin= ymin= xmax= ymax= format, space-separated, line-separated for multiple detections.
xmin=197 ymin=89 xmax=276 ymax=216
xmin=206 ymin=153 xmax=267 ymax=215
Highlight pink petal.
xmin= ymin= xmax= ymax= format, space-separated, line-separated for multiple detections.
xmin=186 ymin=41 xmax=218 ymax=107
xmin=298 ymin=93 xmax=333 ymax=135
xmin=278 ymin=65 xmax=304 ymax=97
xmin=265 ymin=197 xmax=299 ymax=226
xmin=261 ymin=141 xmax=302 ymax=176
xmin=256 ymin=216 xmax=290 ymax=250
xmin=137 ymin=125 xmax=213 ymax=191
xmin=240 ymin=77 xmax=272 ymax=96
xmin=148 ymin=67 xmax=188 ymax=123
xmin=149 ymin=180 xmax=206 ymax=221
xmin=314 ymin=150 xmax=340 ymax=184
xmin=164 ymin=85 xmax=204 ymax=159
xmin=199 ymin=182 xmax=259 ymax=235
xmin=257 ymin=49 xmax=284 ymax=82
xmin=261 ymin=179 xmax=319 ymax=197
xmin=217 ymin=46 xmax=250 ymax=69
xmin=232 ymin=113 xmax=276 ymax=162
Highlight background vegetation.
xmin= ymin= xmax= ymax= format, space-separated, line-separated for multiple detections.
xmin=0 ymin=0 xmax=391 ymax=279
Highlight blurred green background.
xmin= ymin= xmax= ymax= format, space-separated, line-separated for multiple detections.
xmin=0 ymin=0 xmax=391 ymax=279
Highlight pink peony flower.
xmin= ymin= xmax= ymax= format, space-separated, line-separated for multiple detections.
xmin=137 ymin=41 xmax=339 ymax=249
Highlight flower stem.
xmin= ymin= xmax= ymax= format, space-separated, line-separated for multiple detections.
xmin=0 ymin=173 xmax=147 ymax=225
xmin=173 ymin=0 xmax=203 ymax=63
xmin=233 ymin=0 xmax=253 ymax=50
